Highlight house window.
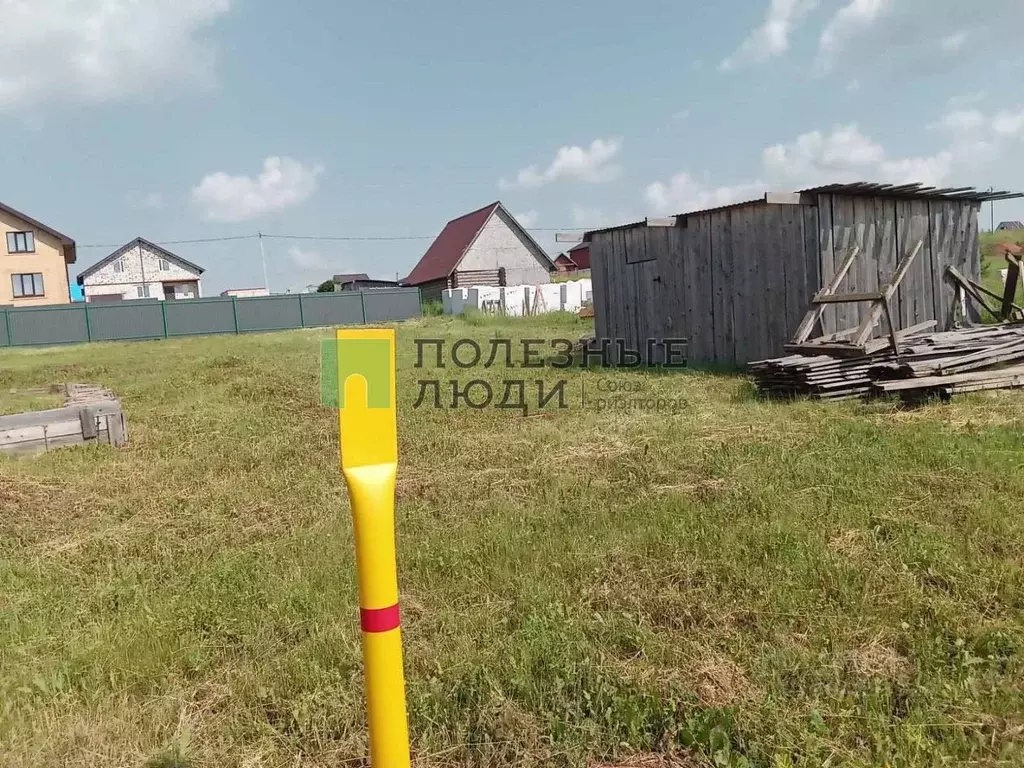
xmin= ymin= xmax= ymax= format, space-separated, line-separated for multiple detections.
xmin=113 ymin=259 xmax=124 ymax=274
xmin=11 ymin=273 xmax=44 ymax=297
xmin=137 ymin=285 xmax=151 ymax=298
xmin=159 ymin=258 xmax=170 ymax=271
xmin=6 ymin=231 xmax=35 ymax=253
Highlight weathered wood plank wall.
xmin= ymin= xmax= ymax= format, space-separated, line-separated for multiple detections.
xmin=589 ymin=195 xmax=981 ymax=367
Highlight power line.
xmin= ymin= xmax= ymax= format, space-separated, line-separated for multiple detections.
xmin=77 ymin=226 xmax=593 ymax=249
xmin=261 ymin=233 xmax=436 ymax=242
xmin=78 ymin=234 xmax=258 ymax=249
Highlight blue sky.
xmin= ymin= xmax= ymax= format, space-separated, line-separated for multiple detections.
xmin=3 ymin=0 xmax=1024 ymax=294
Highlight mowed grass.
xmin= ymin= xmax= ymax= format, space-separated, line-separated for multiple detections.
xmin=1 ymin=315 xmax=1023 ymax=768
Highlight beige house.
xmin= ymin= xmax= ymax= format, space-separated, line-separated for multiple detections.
xmin=0 ymin=201 xmax=77 ymax=306
xmin=77 ymin=237 xmax=204 ymax=302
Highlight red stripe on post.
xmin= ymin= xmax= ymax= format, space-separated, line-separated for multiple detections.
xmin=360 ymin=603 xmax=401 ymax=633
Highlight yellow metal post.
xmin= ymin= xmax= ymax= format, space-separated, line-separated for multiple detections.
xmin=335 ymin=328 xmax=410 ymax=767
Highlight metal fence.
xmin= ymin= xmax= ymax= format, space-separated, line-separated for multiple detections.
xmin=0 ymin=288 xmax=422 ymax=348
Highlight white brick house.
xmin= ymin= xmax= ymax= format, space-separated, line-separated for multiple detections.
xmin=77 ymin=238 xmax=205 ymax=302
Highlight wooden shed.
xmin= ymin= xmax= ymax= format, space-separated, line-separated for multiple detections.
xmin=585 ymin=182 xmax=1023 ymax=366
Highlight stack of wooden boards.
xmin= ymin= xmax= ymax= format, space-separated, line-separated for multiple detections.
xmin=749 ymin=324 xmax=1024 ymax=402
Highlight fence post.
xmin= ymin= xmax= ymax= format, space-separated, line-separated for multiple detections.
xmin=83 ymin=301 xmax=92 ymax=342
xmin=3 ymin=309 xmax=10 ymax=347
xmin=359 ymin=291 xmax=367 ymax=324
xmin=232 ymin=297 xmax=240 ymax=334
xmin=298 ymin=293 xmax=306 ymax=328
xmin=160 ymin=299 xmax=169 ymax=339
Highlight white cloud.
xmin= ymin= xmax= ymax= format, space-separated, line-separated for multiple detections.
xmin=940 ymin=30 xmax=969 ymax=52
xmin=500 ymin=138 xmax=622 ymax=188
xmin=812 ymin=1 xmax=1024 ymax=77
xmin=0 ymin=0 xmax=232 ymax=111
xmin=570 ymin=205 xmax=612 ymax=228
xmin=763 ymin=124 xmax=956 ymax=187
xmin=646 ymin=174 xmax=767 ymax=215
xmin=817 ymin=0 xmax=893 ymax=70
xmin=762 ymin=124 xmax=884 ymax=179
xmin=993 ymin=109 xmax=1024 ymax=138
xmin=127 ymin=191 xmax=164 ymax=210
xmin=642 ymin=107 xmax=1024 ymax=216
xmin=514 ymin=210 xmax=539 ymax=228
xmin=720 ymin=0 xmax=818 ymax=70
xmin=191 ymin=157 xmax=323 ymax=222
xmin=928 ymin=105 xmax=1024 ymax=166
xmin=932 ymin=109 xmax=986 ymax=133
xmin=288 ymin=246 xmax=329 ymax=271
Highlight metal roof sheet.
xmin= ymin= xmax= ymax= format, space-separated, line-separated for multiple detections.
xmin=798 ymin=182 xmax=1024 ymax=202
xmin=583 ymin=182 xmax=1024 ymax=240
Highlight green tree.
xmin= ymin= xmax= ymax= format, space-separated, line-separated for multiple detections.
xmin=317 ymin=280 xmax=335 ymax=293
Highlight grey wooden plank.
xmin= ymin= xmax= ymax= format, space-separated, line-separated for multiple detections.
xmin=895 ymin=199 xmax=913 ymax=330
xmin=782 ymin=204 xmax=808 ymax=344
xmin=646 ymin=227 xmax=675 ymax=362
xmin=801 ymin=204 xmax=821 ymax=331
xmin=626 ymin=228 xmax=644 ymax=357
xmin=710 ymin=209 xmax=734 ymax=364
xmin=964 ymin=203 xmax=981 ymax=323
xmin=681 ymin=223 xmax=702 ymax=361
xmin=874 ymin=197 xmax=898 ymax=338
xmin=830 ymin=195 xmax=858 ymax=334
xmin=609 ymin=229 xmax=627 ymax=358
xmin=910 ymin=199 xmax=933 ymax=329
xmin=664 ymin=227 xmax=687 ymax=348
xmin=727 ymin=206 xmax=750 ymax=364
xmin=0 ymin=406 xmax=90 ymax=430
xmin=693 ymin=214 xmax=716 ymax=364
xmin=817 ymin=194 xmax=836 ymax=335
xmin=853 ymin=196 xmax=878 ymax=331
xmin=756 ymin=204 xmax=782 ymax=360
xmin=590 ymin=233 xmax=611 ymax=341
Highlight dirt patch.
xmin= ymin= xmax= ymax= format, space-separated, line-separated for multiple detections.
xmin=695 ymin=657 xmax=760 ymax=708
xmin=829 ymin=529 xmax=869 ymax=558
xmin=848 ymin=636 xmax=912 ymax=682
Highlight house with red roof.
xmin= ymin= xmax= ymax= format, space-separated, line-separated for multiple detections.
xmin=402 ymin=201 xmax=554 ymax=301
xmin=553 ymin=241 xmax=591 ymax=274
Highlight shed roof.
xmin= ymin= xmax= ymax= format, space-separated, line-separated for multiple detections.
xmin=77 ymin=237 xmax=205 ymax=283
xmin=583 ymin=182 xmax=1024 ymax=241
xmin=402 ymin=202 xmax=552 ymax=285
xmin=333 ymin=272 xmax=370 ymax=283
xmin=0 ymin=200 xmax=77 ymax=264
xmin=798 ymin=182 xmax=1024 ymax=202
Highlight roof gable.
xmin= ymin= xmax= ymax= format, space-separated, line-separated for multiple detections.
xmin=403 ymin=202 xmax=553 ymax=284
xmin=0 ymin=200 xmax=77 ymax=264
xmin=403 ymin=202 xmax=500 ymax=285
xmin=76 ymin=237 xmax=205 ymax=284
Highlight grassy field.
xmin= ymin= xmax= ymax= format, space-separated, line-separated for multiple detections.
xmin=1 ymin=315 xmax=1023 ymax=767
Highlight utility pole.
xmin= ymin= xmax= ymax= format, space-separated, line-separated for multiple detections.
xmin=987 ymin=188 xmax=995 ymax=232
xmin=258 ymin=232 xmax=270 ymax=293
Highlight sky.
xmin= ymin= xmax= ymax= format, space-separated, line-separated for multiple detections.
xmin=3 ymin=0 xmax=1024 ymax=294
